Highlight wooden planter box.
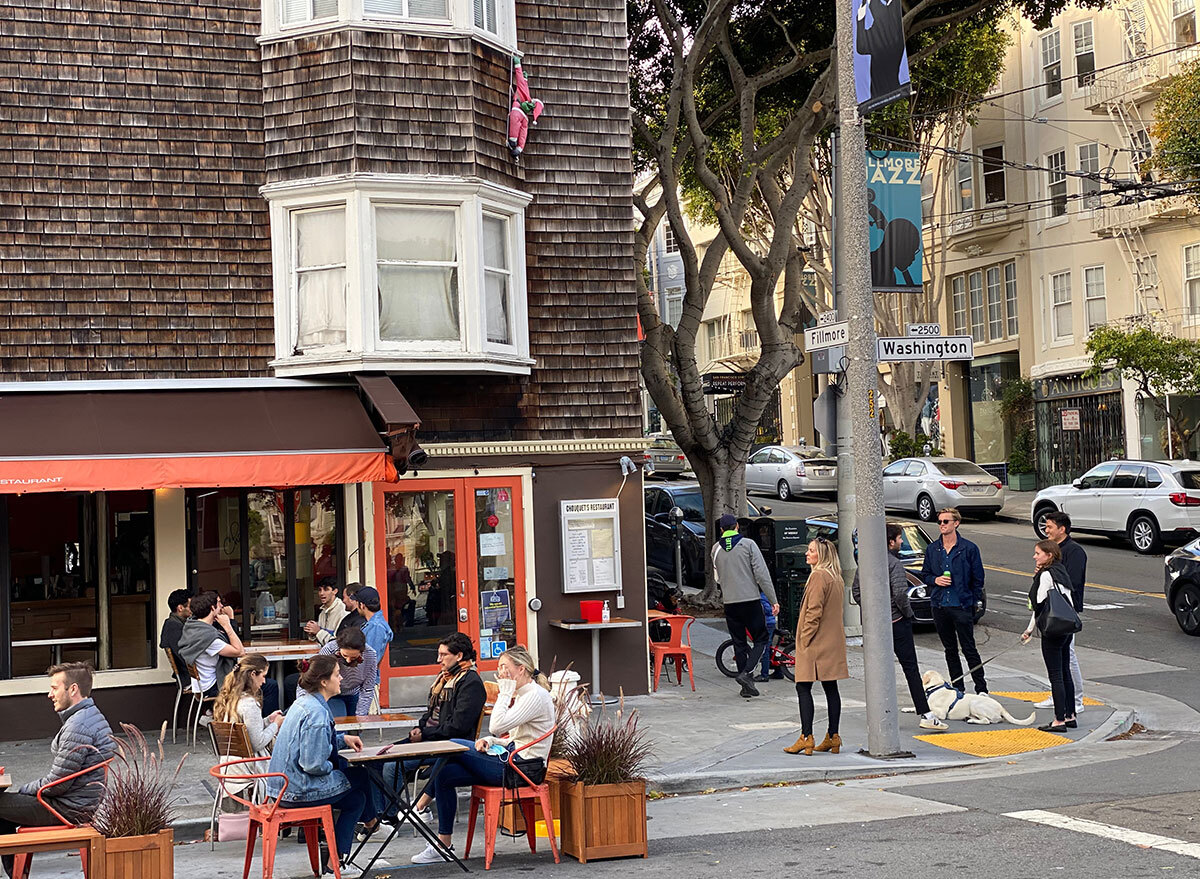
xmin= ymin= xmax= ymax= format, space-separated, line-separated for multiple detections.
xmin=104 ymin=828 xmax=173 ymax=879
xmin=559 ymin=780 xmax=648 ymax=863
xmin=1008 ymin=472 xmax=1037 ymax=491
xmin=499 ymin=757 xmax=572 ymax=835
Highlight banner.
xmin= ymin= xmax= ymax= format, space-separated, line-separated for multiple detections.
xmin=865 ymin=151 xmax=923 ymax=293
xmin=853 ymin=0 xmax=912 ymax=113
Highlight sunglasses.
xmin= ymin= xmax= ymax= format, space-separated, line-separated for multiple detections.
xmin=937 ymin=518 xmax=956 ymax=525
xmin=813 ymin=536 xmax=828 ymax=545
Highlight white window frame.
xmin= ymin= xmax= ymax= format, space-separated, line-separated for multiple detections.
xmin=1046 ymin=150 xmax=1068 ymax=221
xmin=1174 ymin=0 xmax=1197 ymax=48
xmin=1050 ymin=270 xmax=1073 ymax=342
xmin=265 ymin=175 xmax=533 ymax=376
xmin=1073 ymin=20 xmax=1095 ymax=88
xmin=956 ymin=156 xmax=974 ymax=212
xmin=1084 ymin=264 xmax=1107 ymax=331
xmin=985 ymin=265 xmax=1003 ymax=340
xmin=1004 ymin=260 xmax=1019 ymax=337
xmin=980 ymin=145 xmax=1005 ymax=205
xmin=1041 ymin=31 xmax=1063 ymax=101
xmin=951 ymin=275 xmax=967 ymax=335
xmin=280 ymin=0 xmax=338 ymax=28
xmin=663 ymin=222 xmax=679 ymax=253
xmin=263 ymin=0 xmax=516 ymax=50
xmin=290 ymin=204 xmax=349 ymax=354
xmin=665 ymin=287 xmax=684 ymax=327
xmin=1078 ymin=142 xmax=1101 ymax=208
xmin=968 ymin=270 xmax=985 ymax=343
xmin=1184 ymin=243 xmax=1200 ymax=315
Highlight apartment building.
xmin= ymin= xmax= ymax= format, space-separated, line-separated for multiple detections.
xmin=936 ymin=0 xmax=1200 ymax=486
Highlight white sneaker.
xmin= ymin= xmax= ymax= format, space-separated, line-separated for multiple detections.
xmin=919 ymin=715 xmax=949 ymax=731
xmin=411 ymin=842 xmax=451 ymax=865
xmin=1034 ymin=697 xmax=1054 ymax=709
xmin=327 ymin=859 xmax=363 ymax=878
xmin=1075 ymin=702 xmax=1085 ymax=714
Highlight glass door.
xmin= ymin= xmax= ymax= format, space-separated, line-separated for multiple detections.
xmin=468 ymin=480 xmax=526 ymax=663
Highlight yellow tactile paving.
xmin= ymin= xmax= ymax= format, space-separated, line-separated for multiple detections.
xmin=913 ymin=727 xmax=1073 ymax=758
xmin=991 ymin=691 xmax=1105 ymax=707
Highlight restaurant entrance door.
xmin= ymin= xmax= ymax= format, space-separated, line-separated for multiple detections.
xmin=374 ymin=477 xmax=526 ymax=705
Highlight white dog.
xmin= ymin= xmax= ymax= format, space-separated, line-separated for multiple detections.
xmin=921 ymin=670 xmax=1036 ymax=726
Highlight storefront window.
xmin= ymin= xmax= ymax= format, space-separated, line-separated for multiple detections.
xmin=3 ymin=491 xmax=154 ymax=680
xmin=190 ymin=490 xmax=244 ymax=625
xmin=969 ymin=357 xmax=1019 ymax=465
xmin=295 ymin=488 xmax=340 ymax=631
xmin=1138 ymin=395 xmax=1200 ymax=460
xmin=248 ymin=490 xmax=289 ymax=640
xmin=475 ymin=487 xmax=517 ymax=661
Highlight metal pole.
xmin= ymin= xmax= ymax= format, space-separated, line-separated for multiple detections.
xmin=834 ymin=0 xmax=901 ymax=756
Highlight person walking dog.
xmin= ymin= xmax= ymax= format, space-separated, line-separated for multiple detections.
xmin=920 ymin=507 xmax=987 ymax=694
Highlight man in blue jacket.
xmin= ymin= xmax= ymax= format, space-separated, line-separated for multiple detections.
xmin=921 ymin=507 xmax=988 ymax=694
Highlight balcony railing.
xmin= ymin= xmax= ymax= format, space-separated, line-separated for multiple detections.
xmin=1087 ymin=43 xmax=1200 ymax=109
xmin=1091 ymin=193 xmax=1196 ymax=236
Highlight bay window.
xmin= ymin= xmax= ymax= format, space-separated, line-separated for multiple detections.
xmin=265 ymin=0 xmax=514 ymax=46
xmin=377 ymin=206 xmax=461 ymax=343
xmin=294 ymin=207 xmax=348 ymax=352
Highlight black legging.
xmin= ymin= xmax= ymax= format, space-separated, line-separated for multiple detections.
xmin=795 ymin=680 xmax=841 ymax=737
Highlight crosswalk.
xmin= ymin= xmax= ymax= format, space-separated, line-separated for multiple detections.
xmin=1004 ymin=809 xmax=1200 ymax=860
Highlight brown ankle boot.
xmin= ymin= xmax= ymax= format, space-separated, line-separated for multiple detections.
xmin=784 ymin=734 xmax=815 ymax=755
xmin=813 ymin=733 xmax=842 ymax=754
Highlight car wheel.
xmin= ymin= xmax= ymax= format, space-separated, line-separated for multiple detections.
xmin=1128 ymin=514 xmax=1162 ymax=555
xmin=1033 ymin=505 xmax=1054 ymax=539
xmin=916 ymin=494 xmax=936 ymax=522
xmin=1173 ymin=582 xmax=1200 ymax=636
xmin=777 ymin=480 xmax=792 ymax=501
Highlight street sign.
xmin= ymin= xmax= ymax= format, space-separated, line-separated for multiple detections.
xmin=701 ymin=373 xmax=748 ymax=395
xmin=804 ymin=321 xmax=850 ymax=351
xmin=1061 ymin=408 xmax=1081 ymax=431
xmin=818 ymin=310 xmax=841 ymax=325
xmin=906 ymin=323 xmax=941 ymax=337
xmin=876 ymin=335 xmax=974 ymax=361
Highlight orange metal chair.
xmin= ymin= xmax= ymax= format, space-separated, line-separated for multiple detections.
xmin=211 ymin=758 xmax=341 ymax=879
xmin=649 ymin=614 xmax=696 ymax=691
xmin=464 ymin=726 xmax=560 ymax=870
xmin=11 ymin=757 xmax=114 ymax=879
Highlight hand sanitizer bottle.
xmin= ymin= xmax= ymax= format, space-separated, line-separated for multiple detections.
xmin=601 ymin=600 xmax=611 ymax=623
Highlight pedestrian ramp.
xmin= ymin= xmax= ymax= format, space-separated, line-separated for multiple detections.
xmin=991 ymin=690 xmax=1106 ymax=707
xmin=913 ymin=727 xmax=1072 ymax=758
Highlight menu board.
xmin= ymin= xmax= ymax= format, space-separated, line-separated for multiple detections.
xmin=560 ymin=498 xmax=622 ymax=593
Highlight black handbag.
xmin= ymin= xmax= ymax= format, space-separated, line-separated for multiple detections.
xmin=1037 ymin=583 xmax=1082 ymax=637
xmin=502 ymin=752 xmax=546 ymax=788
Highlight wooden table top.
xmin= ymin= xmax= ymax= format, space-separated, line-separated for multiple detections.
xmin=0 ymin=774 xmax=10 ymax=790
xmin=244 ymin=642 xmax=320 ymax=659
xmin=339 ymin=740 xmax=468 ymax=762
xmin=549 ymin=616 xmax=643 ymax=630
xmin=333 ymin=713 xmax=416 ymax=731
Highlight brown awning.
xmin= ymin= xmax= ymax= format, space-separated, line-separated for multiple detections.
xmin=0 ymin=386 xmax=415 ymax=493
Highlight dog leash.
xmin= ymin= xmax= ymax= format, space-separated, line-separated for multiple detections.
xmin=946 ymin=641 xmax=1024 ymax=690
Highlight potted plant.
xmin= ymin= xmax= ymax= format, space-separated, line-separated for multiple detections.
xmin=1001 ymin=377 xmax=1038 ymax=491
xmin=1008 ymin=430 xmax=1038 ymax=491
xmin=91 ymin=723 xmax=185 ymax=878
xmin=559 ymin=697 xmax=652 ymax=863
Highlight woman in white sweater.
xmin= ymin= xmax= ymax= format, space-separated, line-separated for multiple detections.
xmin=213 ymin=654 xmax=283 ymax=756
xmin=409 ymin=646 xmax=555 ymax=865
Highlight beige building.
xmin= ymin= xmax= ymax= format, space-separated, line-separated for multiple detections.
xmin=935 ymin=0 xmax=1200 ymax=485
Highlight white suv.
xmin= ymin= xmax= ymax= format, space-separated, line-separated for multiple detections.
xmin=1032 ymin=460 xmax=1200 ymax=554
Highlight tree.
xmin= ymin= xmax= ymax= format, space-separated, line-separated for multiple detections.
xmin=1086 ymin=324 xmax=1200 ymax=456
xmin=1151 ymin=59 xmax=1200 ymax=196
xmin=630 ymin=0 xmax=1079 ymax=603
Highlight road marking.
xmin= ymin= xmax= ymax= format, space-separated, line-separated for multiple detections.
xmin=1004 ymin=809 xmax=1200 ymax=859
xmin=1082 ymin=603 xmax=1126 ymax=610
xmin=983 ymin=563 xmax=1165 ymax=599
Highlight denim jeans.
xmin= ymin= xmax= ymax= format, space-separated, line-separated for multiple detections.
xmin=283 ymin=782 xmax=367 ymax=859
xmin=424 ymin=739 xmax=507 ymax=836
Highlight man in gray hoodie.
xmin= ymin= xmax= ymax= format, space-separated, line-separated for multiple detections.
xmin=713 ymin=513 xmax=779 ymax=698
xmin=0 ymin=662 xmax=116 ymax=877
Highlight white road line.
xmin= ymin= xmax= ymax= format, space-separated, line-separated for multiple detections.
xmin=1004 ymin=809 xmax=1200 ymax=860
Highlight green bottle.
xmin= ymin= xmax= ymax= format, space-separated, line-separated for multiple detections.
xmin=943 ymin=568 xmax=951 ymax=584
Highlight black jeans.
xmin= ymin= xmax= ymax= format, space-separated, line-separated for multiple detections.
xmin=1041 ymin=633 xmax=1075 ymax=722
xmin=724 ymin=600 xmax=768 ymax=676
xmin=795 ymin=680 xmax=841 ymax=737
xmin=932 ymin=604 xmax=987 ymax=693
xmin=892 ymin=617 xmax=930 ymax=715
xmin=0 ymin=792 xmax=60 ymax=876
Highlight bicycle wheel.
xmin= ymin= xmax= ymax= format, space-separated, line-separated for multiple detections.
xmin=715 ymin=640 xmax=740 ymax=677
xmin=776 ymin=640 xmax=796 ymax=681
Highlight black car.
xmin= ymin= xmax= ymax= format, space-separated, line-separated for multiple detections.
xmin=644 ymin=481 xmax=770 ymax=588
xmin=775 ymin=515 xmax=986 ymax=625
xmin=1165 ymin=537 xmax=1200 ymax=635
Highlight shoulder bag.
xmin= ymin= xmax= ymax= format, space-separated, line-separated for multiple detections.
xmin=1036 ymin=582 xmax=1082 ymax=637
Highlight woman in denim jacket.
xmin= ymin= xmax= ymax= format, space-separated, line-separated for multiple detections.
xmin=267 ymin=654 xmax=372 ymax=877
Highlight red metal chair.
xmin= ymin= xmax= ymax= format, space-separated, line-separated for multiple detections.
xmin=210 ymin=758 xmax=341 ymax=879
xmin=11 ymin=757 xmax=114 ymax=879
xmin=464 ymin=727 xmax=560 ymax=870
xmin=649 ymin=614 xmax=695 ymax=691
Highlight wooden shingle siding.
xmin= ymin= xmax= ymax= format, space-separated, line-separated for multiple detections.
xmin=0 ymin=0 xmax=273 ymax=379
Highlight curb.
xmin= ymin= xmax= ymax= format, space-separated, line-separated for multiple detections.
xmin=995 ymin=511 xmax=1028 ymax=526
xmin=645 ymin=758 xmax=981 ymax=795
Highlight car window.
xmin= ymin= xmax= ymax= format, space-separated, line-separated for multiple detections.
xmin=805 ymin=523 xmax=839 ymax=544
xmin=1110 ymin=464 xmax=1145 ymax=489
xmin=749 ymin=449 xmax=773 ymax=465
xmin=769 ymin=449 xmax=790 ymax=464
xmin=896 ymin=524 xmax=931 ymax=559
xmin=936 ymin=461 xmax=992 ymax=477
xmin=1145 ymin=467 xmax=1163 ymax=488
xmin=1177 ymin=470 xmax=1200 ymax=490
xmin=905 ymin=461 xmax=926 ymax=477
xmin=1079 ymin=462 xmax=1117 ymax=489
xmin=883 ymin=460 xmax=909 ymax=476
xmin=645 ymin=488 xmax=670 ymax=516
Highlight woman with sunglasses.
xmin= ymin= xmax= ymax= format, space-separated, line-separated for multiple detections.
xmin=785 ymin=537 xmax=849 ymax=756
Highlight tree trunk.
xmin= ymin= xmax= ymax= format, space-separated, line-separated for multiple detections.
xmin=690 ymin=452 xmax=749 ymax=607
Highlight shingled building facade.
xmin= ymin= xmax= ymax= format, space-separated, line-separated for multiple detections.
xmin=0 ymin=0 xmax=644 ymax=736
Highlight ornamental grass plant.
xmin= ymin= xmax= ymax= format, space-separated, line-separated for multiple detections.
xmin=92 ymin=722 xmax=187 ymax=838
xmin=564 ymin=696 xmax=653 ymax=786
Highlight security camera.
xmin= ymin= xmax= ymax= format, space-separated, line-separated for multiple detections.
xmin=408 ymin=444 xmax=428 ymax=467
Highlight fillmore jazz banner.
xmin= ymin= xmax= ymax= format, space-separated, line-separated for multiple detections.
xmin=865 ymin=151 xmax=922 ymax=293
xmin=853 ymin=0 xmax=912 ymax=114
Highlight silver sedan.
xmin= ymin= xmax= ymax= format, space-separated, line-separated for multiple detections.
xmin=746 ymin=445 xmax=838 ymax=500
xmin=882 ymin=456 xmax=1006 ymax=521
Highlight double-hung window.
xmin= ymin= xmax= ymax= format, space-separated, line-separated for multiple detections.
xmin=956 ymin=156 xmax=974 ymax=212
xmin=985 ymin=266 xmax=1003 ymax=339
xmin=968 ymin=270 xmax=985 ymax=343
xmin=268 ymin=0 xmax=511 ymax=45
xmin=483 ymin=214 xmax=513 ymax=345
xmin=1051 ymin=271 xmax=1072 ymax=340
xmin=293 ymin=208 xmax=347 ymax=351
xmin=377 ymin=206 xmax=461 ymax=343
xmin=1073 ymin=21 xmax=1095 ymax=87
xmin=363 ymin=0 xmax=449 ymax=19
xmin=951 ymin=276 xmax=967 ymax=335
xmin=1084 ymin=265 xmax=1107 ymax=330
xmin=281 ymin=0 xmax=336 ymax=25
xmin=1185 ymin=244 xmax=1200 ymax=314
xmin=1047 ymin=150 xmax=1068 ymax=218
xmin=665 ymin=287 xmax=684 ymax=327
xmin=1175 ymin=0 xmax=1197 ymax=46
xmin=1041 ymin=31 xmax=1062 ymax=99
xmin=1004 ymin=261 xmax=1019 ymax=337
xmin=981 ymin=146 xmax=1005 ymax=204
xmin=1078 ymin=143 xmax=1101 ymax=208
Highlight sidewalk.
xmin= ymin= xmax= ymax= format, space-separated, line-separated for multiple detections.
xmin=995 ymin=490 xmax=1036 ymax=525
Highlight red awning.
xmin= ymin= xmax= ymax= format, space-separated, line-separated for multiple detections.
xmin=0 ymin=386 xmax=405 ymax=493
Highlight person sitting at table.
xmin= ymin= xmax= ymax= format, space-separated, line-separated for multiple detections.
xmin=407 ymin=645 xmax=555 ymax=865
xmin=0 ymin=662 xmax=117 ymax=878
xmin=214 ymin=654 xmax=284 ymax=757
xmin=267 ymin=654 xmax=373 ymax=879
xmin=337 ymin=584 xmax=366 ymax=638
xmin=284 ymin=628 xmax=378 ymax=716
xmin=180 ymin=591 xmax=280 ymax=715
xmin=158 ymin=587 xmax=192 ymax=666
xmin=303 ymin=581 xmax=348 ymax=647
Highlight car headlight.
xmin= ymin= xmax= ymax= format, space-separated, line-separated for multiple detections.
xmin=910 ymin=586 xmax=928 ymax=599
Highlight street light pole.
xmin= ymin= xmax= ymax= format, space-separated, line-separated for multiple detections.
xmin=834 ymin=0 xmax=902 ymax=756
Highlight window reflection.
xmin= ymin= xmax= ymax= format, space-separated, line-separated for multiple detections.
xmin=384 ymin=491 xmax=457 ymax=667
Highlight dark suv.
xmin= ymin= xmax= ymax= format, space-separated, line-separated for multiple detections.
xmin=1165 ymin=537 xmax=1200 ymax=635
xmin=644 ymin=481 xmax=769 ymax=587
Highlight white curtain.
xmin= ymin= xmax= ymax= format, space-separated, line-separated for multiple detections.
xmin=377 ymin=207 xmax=460 ymax=342
xmin=295 ymin=209 xmax=346 ymax=349
xmin=483 ymin=215 xmax=510 ymax=345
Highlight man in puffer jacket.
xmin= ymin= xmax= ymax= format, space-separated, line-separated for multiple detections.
xmin=0 ymin=662 xmax=116 ymax=876
xmin=712 ymin=513 xmax=779 ymax=699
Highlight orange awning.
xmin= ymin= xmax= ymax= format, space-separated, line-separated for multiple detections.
xmin=0 ymin=385 xmax=407 ymax=493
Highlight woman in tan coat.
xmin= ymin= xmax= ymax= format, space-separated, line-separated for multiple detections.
xmin=785 ymin=537 xmax=849 ymax=756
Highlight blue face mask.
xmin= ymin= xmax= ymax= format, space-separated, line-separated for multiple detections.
xmin=487 ymin=743 xmax=508 ymax=757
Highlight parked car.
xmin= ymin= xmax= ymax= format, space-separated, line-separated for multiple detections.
xmin=1032 ymin=459 xmax=1200 ymax=554
xmin=883 ymin=457 xmax=1006 ymax=521
xmin=644 ymin=481 xmax=769 ymax=588
xmin=774 ymin=515 xmax=986 ymax=625
xmin=643 ymin=434 xmax=692 ymax=478
xmin=746 ymin=445 xmax=838 ymax=500
xmin=1165 ymin=537 xmax=1200 ymax=635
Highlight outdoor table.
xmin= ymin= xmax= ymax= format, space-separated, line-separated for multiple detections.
xmin=0 ymin=774 xmax=10 ymax=790
xmin=647 ymin=609 xmax=669 ymax=620
xmin=333 ymin=713 xmax=415 ymax=733
xmin=244 ymin=640 xmax=320 ymax=689
xmin=11 ymin=636 xmax=98 ymax=667
xmin=341 ymin=740 xmax=470 ymax=874
xmin=548 ymin=617 xmax=643 ymax=704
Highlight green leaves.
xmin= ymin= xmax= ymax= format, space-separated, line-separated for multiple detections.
xmin=1151 ymin=60 xmax=1200 ymax=196
xmin=1085 ymin=324 xmax=1200 ymax=401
